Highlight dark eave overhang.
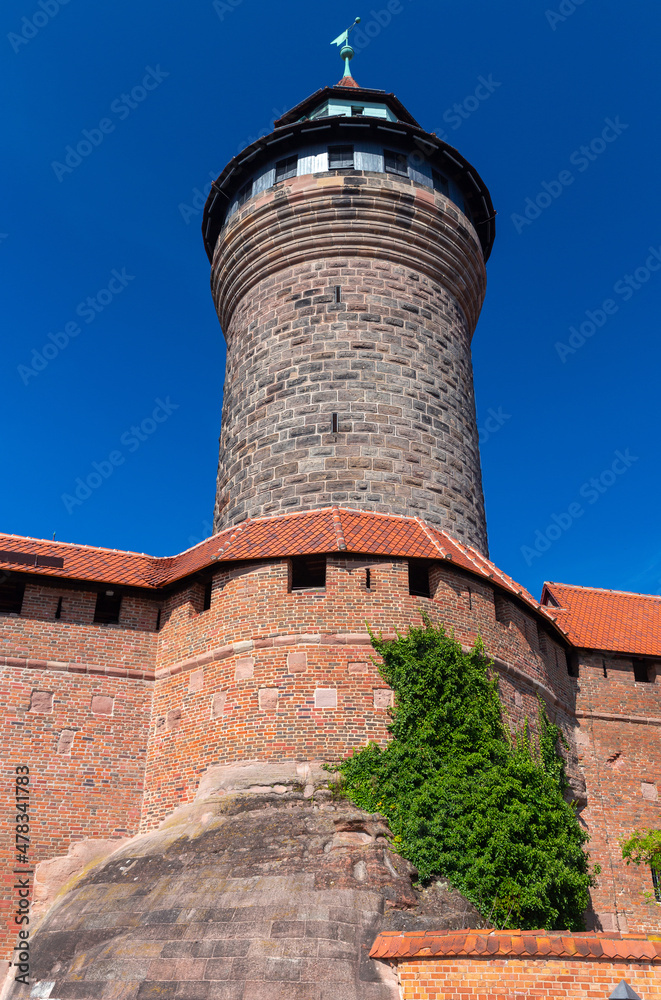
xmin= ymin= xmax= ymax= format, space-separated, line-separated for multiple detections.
xmin=273 ymin=85 xmax=421 ymax=128
xmin=201 ymin=116 xmax=496 ymax=262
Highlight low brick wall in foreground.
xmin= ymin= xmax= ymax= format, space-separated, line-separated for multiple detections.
xmin=371 ymin=928 xmax=661 ymax=998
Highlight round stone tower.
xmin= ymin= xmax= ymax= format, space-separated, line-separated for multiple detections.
xmin=203 ymin=77 xmax=495 ymax=555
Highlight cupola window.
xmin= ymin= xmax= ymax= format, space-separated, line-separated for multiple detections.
xmin=384 ymin=149 xmax=408 ymax=176
xmin=275 ymin=155 xmax=298 ymax=182
xmin=432 ymin=169 xmax=449 ymax=196
xmin=236 ymin=180 xmax=252 ymax=207
xmin=328 ymin=144 xmax=354 ymax=170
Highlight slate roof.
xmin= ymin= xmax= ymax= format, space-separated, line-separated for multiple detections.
xmin=370 ymin=928 xmax=661 ymax=962
xmin=542 ymin=582 xmax=661 ymax=657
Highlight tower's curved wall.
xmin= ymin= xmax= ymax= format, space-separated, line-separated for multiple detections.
xmin=211 ymin=171 xmax=489 ymax=552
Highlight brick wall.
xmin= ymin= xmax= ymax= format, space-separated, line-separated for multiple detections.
xmin=210 ymin=172 xmax=489 ymax=554
xmin=1 ymin=580 xmax=158 ymax=669
xmin=393 ymin=956 xmax=659 ymax=998
xmin=575 ymin=651 xmax=661 ymax=933
xmin=141 ymin=557 xmax=581 ymax=830
xmin=3 ymin=549 xmax=660 ymax=964
xmin=0 ymin=662 xmax=151 ymax=959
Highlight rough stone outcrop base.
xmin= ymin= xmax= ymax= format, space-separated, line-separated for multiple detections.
xmin=10 ymin=761 xmax=480 ymax=999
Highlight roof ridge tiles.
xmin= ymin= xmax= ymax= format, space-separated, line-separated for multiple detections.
xmin=546 ymin=580 xmax=661 ymax=601
xmin=213 ymin=517 xmax=251 ymax=557
xmin=332 ymin=507 xmax=348 ymax=551
xmin=0 ymin=531 xmax=155 ymax=560
xmin=415 ymin=518 xmax=449 ymax=558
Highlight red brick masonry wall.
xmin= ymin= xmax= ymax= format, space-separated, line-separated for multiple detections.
xmin=1 ymin=525 xmax=660 ymax=961
xmin=0 ymin=661 xmax=151 ymax=957
xmin=371 ymin=929 xmax=661 ymax=999
xmin=575 ymin=652 xmax=661 ymax=934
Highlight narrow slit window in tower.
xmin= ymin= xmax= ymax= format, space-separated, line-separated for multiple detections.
xmin=384 ymin=149 xmax=408 ymax=176
xmin=365 ymin=568 xmax=371 ymax=590
xmin=291 ymin=556 xmax=326 ymax=591
xmin=275 ymin=156 xmax=297 ymax=182
xmin=334 ymin=285 xmax=342 ymax=303
xmin=408 ymin=560 xmax=431 ymax=598
xmin=202 ymin=580 xmax=213 ymax=612
xmin=55 ymin=596 xmax=63 ymax=620
xmin=94 ymin=591 xmax=121 ymax=625
xmin=328 ymin=144 xmax=354 ymax=170
xmin=331 ymin=412 xmax=338 ymax=433
xmin=0 ymin=579 xmax=25 ymax=615
xmin=155 ymin=608 xmax=162 ymax=631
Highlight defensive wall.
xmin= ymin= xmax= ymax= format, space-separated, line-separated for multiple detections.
xmin=1 ymin=512 xmax=660 ymax=965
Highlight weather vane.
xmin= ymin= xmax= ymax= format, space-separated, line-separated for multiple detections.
xmin=330 ymin=17 xmax=361 ymax=79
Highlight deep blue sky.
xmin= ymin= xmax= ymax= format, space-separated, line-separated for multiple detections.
xmin=3 ymin=0 xmax=660 ymax=600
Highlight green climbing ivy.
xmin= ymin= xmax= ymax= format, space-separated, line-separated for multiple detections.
xmin=338 ymin=616 xmax=597 ymax=930
xmin=621 ymin=828 xmax=661 ymax=905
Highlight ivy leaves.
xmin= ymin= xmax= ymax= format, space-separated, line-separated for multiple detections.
xmin=338 ymin=616 xmax=596 ymax=930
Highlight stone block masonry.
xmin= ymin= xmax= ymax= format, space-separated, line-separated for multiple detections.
xmin=210 ymin=172 xmax=489 ymax=554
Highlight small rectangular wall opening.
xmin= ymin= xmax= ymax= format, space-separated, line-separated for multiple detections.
xmin=334 ymin=285 xmax=342 ymax=303
xmin=54 ymin=596 xmax=63 ymax=620
xmin=365 ymin=568 xmax=371 ymax=590
xmin=494 ymin=593 xmax=511 ymax=625
xmin=331 ymin=412 xmax=338 ymax=433
xmin=94 ymin=591 xmax=121 ymax=625
xmin=633 ymin=658 xmax=653 ymax=683
xmin=291 ymin=556 xmax=326 ymax=591
xmin=0 ymin=579 xmax=25 ymax=615
xmin=155 ymin=608 xmax=162 ymax=631
xmin=408 ymin=560 xmax=431 ymax=598
xmin=202 ymin=580 xmax=213 ymax=612
xmin=566 ymin=650 xmax=579 ymax=678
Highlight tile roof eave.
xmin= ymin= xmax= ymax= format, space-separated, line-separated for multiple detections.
xmin=542 ymin=581 xmax=661 ymax=658
xmin=0 ymin=511 xmax=586 ymax=645
xmin=369 ymin=928 xmax=661 ymax=962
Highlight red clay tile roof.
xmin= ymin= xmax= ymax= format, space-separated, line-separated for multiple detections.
xmin=0 ymin=508 xmax=562 ymax=633
xmin=336 ymin=75 xmax=361 ymax=88
xmin=370 ymin=928 xmax=661 ymax=963
xmin=542 ymin=582 xmax=661 ymax=657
